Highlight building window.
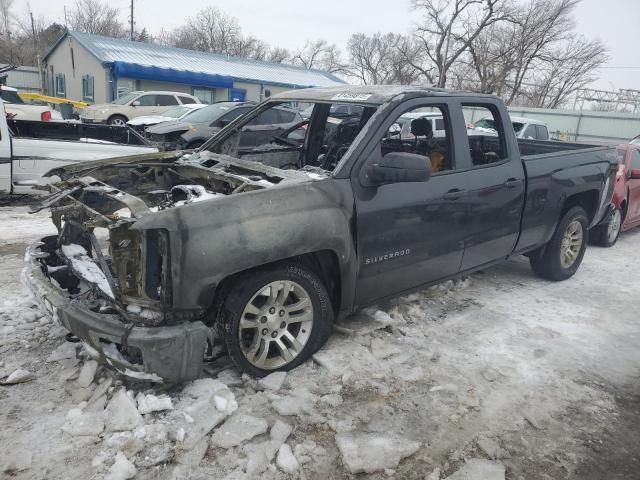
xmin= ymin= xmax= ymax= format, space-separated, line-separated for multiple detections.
xmin=193 ymin=88 xmax=214 ymax=104
xmin=82 ymin=75 xmax=94 ymax=102
xmin=55 ymin=73 xmax=66 ymax=98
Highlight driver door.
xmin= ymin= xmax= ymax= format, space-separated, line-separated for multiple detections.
xmin=352 ymin=100 xmax=470 ymax=306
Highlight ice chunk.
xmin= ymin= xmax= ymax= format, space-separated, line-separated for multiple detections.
xmin=77 ymin=360 xmax=98 ymax=387
xmin=335 ymin=432 xmax=421 ymax=474
xmin=175 ymin=436 xmax=208 ymax=466
xmin=1 ymin=368 xmax=35 ymax=384
xmin=270 ymin=420 xmax=293 ymax=443
xmin=258 ymin=371 xmax=287 ymax=391
xmin=271 ymin=389 xmax=317 ymax=416
xmin=135 ymin=443 xmax=175 ymax=467
xmin=105 ymin=452 xmax=136 ymax=480
xmin=276 ymin=444 xmax=299 ymax=473
xmin=370 ymin=337 xmax=402 ymax=360
xmin=47 ymin=342 xmax=78 ymax=362
xmin=210 ymin=414 xmax=269 ymax=448
xmin=443 ymin=459 xmax=505 ymax=480
xmin=104 ymin=389 xmax=144 ymax=432
xmin=137 ymin=393 xmax=174 ymax=414
xmin=61 ymin=407 xmax=104 ymax=436
xmin=175 ymin=379 xmax=237 ymax=450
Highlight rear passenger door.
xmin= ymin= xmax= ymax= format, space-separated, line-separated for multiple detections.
xmin=459 ymin=102 xmax=526 ymax=270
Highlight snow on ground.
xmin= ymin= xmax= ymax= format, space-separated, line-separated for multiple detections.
xmin=1 ymin=205 xmax=640 ymax=479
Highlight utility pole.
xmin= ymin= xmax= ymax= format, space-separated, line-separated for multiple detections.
xmin=129 ymin=0 xmax=134 ymax=41
xmin=64 ymin=5 xmax=68 ymax=29
xmin=29 ymin=9 xmax=45 ymax=93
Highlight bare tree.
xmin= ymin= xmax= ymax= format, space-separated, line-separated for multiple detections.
xmin=68 ymin=0 xmax=126 ymax=37
xmin=291 ymin=39 xmax=345 ymax=73
xmin=410 ymin=0 xmax=513 ymax=87
xmin=267 ymin=46 xmax=290 ymax=64
xmin=519 ymin=37 xmax=608 ymax=108
xmin=346 ymin=33 xmax=421 ymax=85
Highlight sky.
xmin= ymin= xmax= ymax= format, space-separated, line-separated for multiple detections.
xmin=22 ymin=0 xmax=640 ymax=91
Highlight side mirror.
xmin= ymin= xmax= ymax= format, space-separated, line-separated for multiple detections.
xmin=131 ymin=100 xmax=141 ymax=107
xmin=366 ymin=152 xmax=431 ymax=185
xmin=630 ymin=169 xmax=640 ymax=180
xmin=216 ymin=118 xmax=231 ymax=128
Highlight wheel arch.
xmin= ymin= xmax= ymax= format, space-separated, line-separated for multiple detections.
xmin=206 ymin=249 xmax=343 ymax=327
xmin=107 ymin=112 xmax=128 ymax=123
xmin=561 ymin=189 xmax=599 ymax=224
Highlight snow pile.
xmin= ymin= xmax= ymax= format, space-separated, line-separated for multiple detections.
xmin=60 ymin=244 xmax=114 ymax=298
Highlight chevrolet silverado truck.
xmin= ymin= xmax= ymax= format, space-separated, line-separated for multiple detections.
xmin=23 ymin=86 xmax=617 ymax=383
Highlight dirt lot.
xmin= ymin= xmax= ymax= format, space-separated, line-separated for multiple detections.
xmin=1 ymin=205 xmax=639 ymax=480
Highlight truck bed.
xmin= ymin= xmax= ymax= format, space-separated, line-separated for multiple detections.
xmin=517 ymin=138 xmax=604 ymax=158
xmin=8 ymin=119 xmax=149 ymax=146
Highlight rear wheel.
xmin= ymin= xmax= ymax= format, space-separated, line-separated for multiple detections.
xmin=220 ymin=262 xmax=334 ymax=377
xmin=590 ymin=207 xmax=622 ymax=247
xmin=108 ymin=115 xmax=127 ymax=126
xmin=529 ymin=206 xmax=588 ymax=281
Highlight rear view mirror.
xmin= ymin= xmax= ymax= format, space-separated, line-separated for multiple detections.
xmin=366 ymin=152 xmax=431 ymax=185
xmin=630 ymin=169 xmax=640 ymax=180
xmin=131 ymin=100 xmax=141 ymax=107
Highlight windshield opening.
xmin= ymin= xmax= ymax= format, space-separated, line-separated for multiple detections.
xmin=192 ymin=100 xmax=378 ymax=173
xmin=1 ymin=89 xmax=24 ymax=104
xmin=162 ymin=106 xmax=190 ymax=118
xmin=113 ymin=93 xmax=138 ymax=105
xmin=185 ymin=103 xmax=236 ymax=123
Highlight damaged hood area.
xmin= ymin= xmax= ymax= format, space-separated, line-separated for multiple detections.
xmin=30 ymin=151 xmax=329 ymax=326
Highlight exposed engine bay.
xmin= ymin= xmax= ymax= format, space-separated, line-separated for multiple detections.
xmin=29 ymin=151 xmax=328 ymax=330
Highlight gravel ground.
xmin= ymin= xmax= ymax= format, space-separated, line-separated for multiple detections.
xmin=1 ymin=205 xmax=639 ymax=480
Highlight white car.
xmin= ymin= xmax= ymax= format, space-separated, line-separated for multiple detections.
xmin=80 ymin=91 xmax=202 ymax=126
xmin=474 ymin=115 xmax=550 ymax=140
xmin=126 ymin=103 xmax=207 ymax=130
xmin=1 ymin=86 xmax=54 ymax=121
xmin=0 ymin=103 xmax=157 ymax=195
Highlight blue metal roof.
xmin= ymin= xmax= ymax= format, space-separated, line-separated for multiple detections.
xmin=46 ymin=31 xmax=345 ymax=89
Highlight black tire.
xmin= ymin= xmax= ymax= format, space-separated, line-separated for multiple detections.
xmin=529 ymin=206 xmax=589 ymax=281
xmin=590 ymin=207 xmax=622 ymax=248
xmin=220 ymin=262 xmax=334 ymax=377
xmin=107 ymin=114 xmax=128 ymax=126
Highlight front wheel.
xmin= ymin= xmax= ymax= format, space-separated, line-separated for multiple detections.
xmin=529 ymin=206 xmax=589 ymax=281
xmin=108 ymin=115 xmax=128 ymax=126
xmin=220 ymin=262 xmax=334 ymax=377
xmin=590 ymin=207 xmax=622 ymax=247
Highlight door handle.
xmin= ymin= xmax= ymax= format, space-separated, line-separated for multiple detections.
xmin=443 ymin=189 xmax=466 ymax=200
xmin=503 ymin=178 xmax=522 ymax=189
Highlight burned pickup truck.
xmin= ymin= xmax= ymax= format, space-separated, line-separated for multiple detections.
xmin=23 ymin=86 xmax=617 ymax=383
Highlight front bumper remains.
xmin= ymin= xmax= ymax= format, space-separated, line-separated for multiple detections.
xmin=23 ymin=241 xmax=209 ymax=384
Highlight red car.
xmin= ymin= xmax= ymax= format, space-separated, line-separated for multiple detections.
xmin=592 ymin=143 xmax=640 ymax=246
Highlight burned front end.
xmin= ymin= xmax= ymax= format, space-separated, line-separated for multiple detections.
xmin=22 ymin=153 xmax=297 ymax=383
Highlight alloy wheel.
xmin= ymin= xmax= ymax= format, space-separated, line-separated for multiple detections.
xmin=607 ymin=209 xmax=622 ymax=244
xmin=238 ymin=280 xmax=314 ymax=369
xmin=560 ymin=219 xmax=583 ymax=268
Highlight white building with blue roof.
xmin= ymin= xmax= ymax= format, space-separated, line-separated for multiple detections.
xmin=43 ymin=31 xmax=344 ymax=104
